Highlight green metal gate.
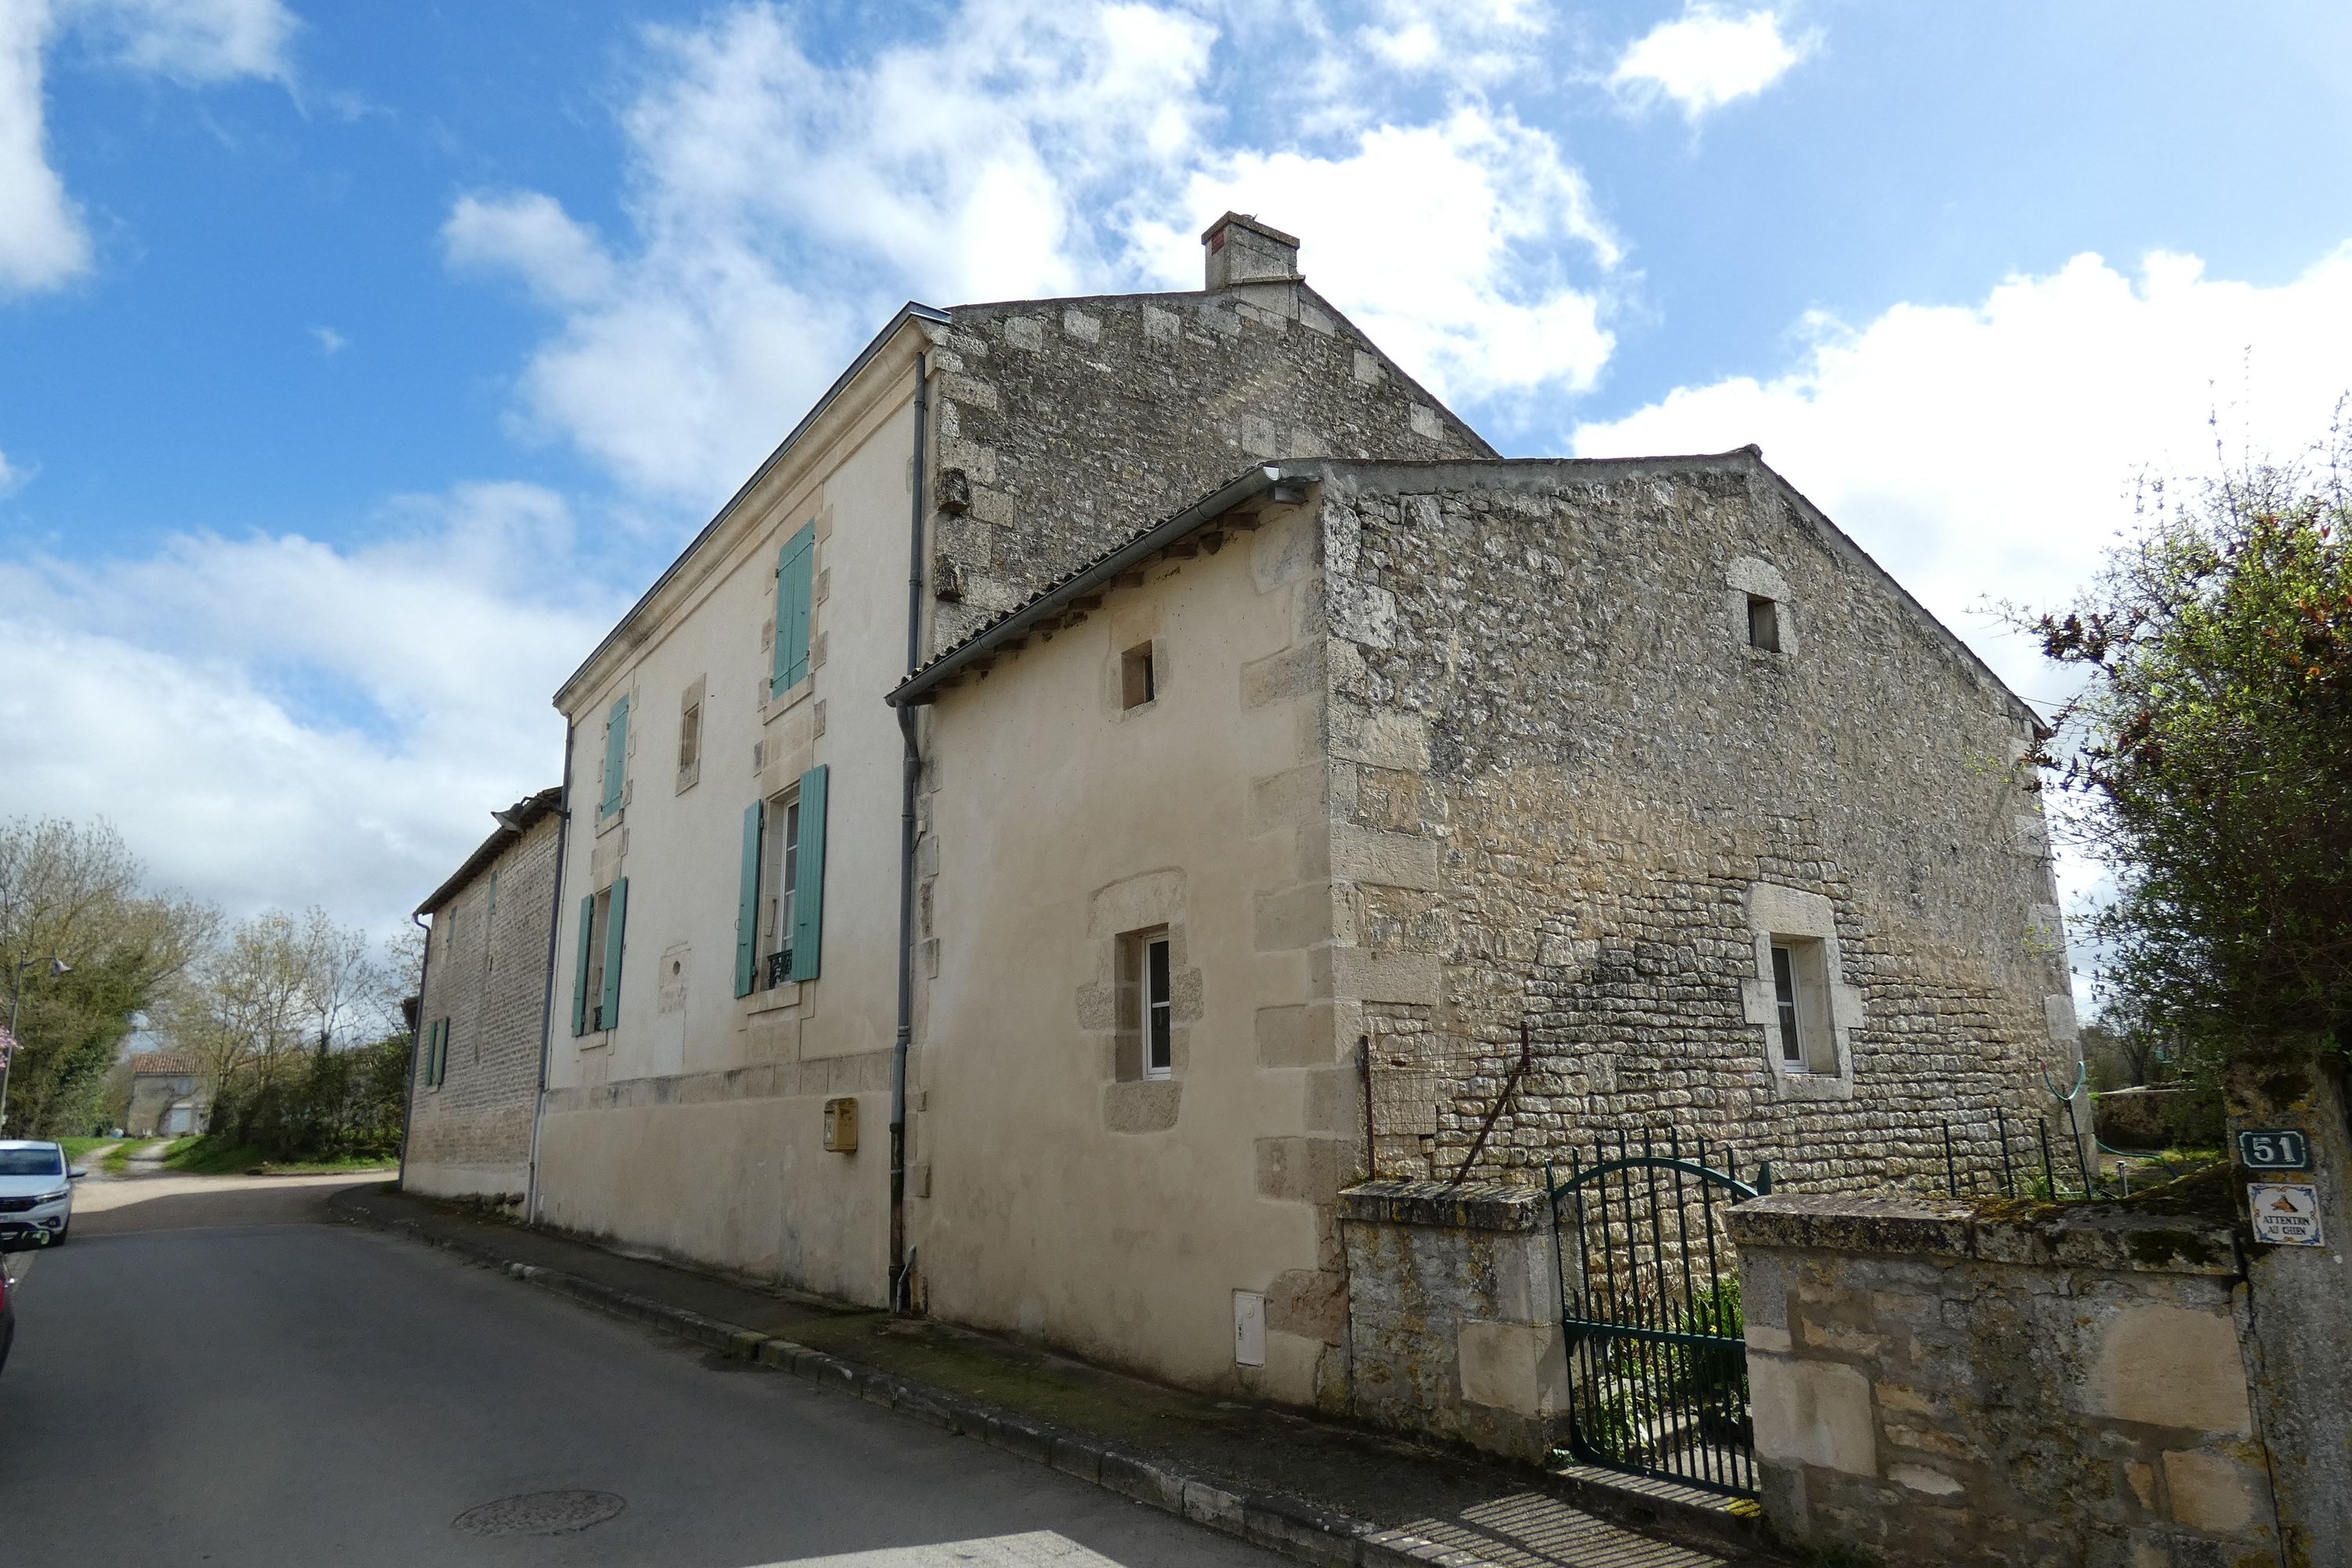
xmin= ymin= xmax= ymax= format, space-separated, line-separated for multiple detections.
xmin=1547 ymin=1131 xmax=1767 ymax=1498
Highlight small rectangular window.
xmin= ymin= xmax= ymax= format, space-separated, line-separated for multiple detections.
xmin=1770 ymin=943 xmax=1803 ymax=1064
xmin=1747 ymin=595 xmax=1780 ymax=652
xmin=679 ymin=702 xmax=702 ymax=771
xmin=1121 ymin=641 xmax=1156 ymax=710
xmin=1145 ymin=937 xmax=1173 ymax=1078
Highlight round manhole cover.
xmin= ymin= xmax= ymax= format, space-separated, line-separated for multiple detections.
xmin=454 ymin=1490 xmax=626 ymax=1537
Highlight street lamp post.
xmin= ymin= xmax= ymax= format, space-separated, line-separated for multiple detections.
xmin=0 ymin=955 xmax=71 ymax=1137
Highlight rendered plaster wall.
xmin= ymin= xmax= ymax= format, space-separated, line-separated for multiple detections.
xmin=1309 ymin=456 xmax=2076 ymax=1190
xmin=1730 ymin=1191 xmax=2278 ymax=1568
xmin=1338 ymin=1180 xmax=1568 ymax=1463
xmin=909 ymin=497 xmax=1357 ymax=1404
xmin=926 ymin=281 xmax=1490 ymax=652
xmin=407 ymin=810 xmax=561 ymax=1203
xmin=534 ymin=373 xmax=919 ymax=1305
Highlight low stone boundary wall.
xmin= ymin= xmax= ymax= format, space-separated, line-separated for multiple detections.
xmin=1728 ymin=1190 xmax=2275 ymax=1567
xmin=1337 ymin=1181 xmax=1566 ymax=1464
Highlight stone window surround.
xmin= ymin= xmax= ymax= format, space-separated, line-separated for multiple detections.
xmin=593 ymin=679 xmax=636 ymax=837
xmin=1739 ymin=882 xmax=1860 ymax=1102
xmin=1076 ymin=868 xmax=1202 ymax=1134
xmin=1726 ymin=555 xmax=1797 ymax=659
xmin=677 ymin=673 xmax=706 ymax=794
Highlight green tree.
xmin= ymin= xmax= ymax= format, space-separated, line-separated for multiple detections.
xmin=2029 ymin=412 xmax=2352 ymax=1069
xmin=0 ymin=818 xmax=215 ymax=1137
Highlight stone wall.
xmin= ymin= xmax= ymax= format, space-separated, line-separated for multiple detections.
xmin=1338 ymin=1179 xmax=1567 ymax=1463
xmin=1730 ymin=1189 xmax=2278 ymax=1568
xmin=1310 ymin=456 xmax=2075 ymax=1191
xmin=926 ymin=281 xmax=1490 ymax=652
xmin=406 ymin=810 xmax=561 ymax=1203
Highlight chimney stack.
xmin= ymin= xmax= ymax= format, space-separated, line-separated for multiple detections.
xmin=1202 ymin=212 xmax=1301 ymax=291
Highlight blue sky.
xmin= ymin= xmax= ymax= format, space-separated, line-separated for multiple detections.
xmin=5 ymin=0 xmax=2352 ymax=942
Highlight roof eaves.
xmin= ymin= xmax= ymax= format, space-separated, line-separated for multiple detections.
xmin=414 ymin=787 xmax=564 ymax=918
xmin=554 ymin=302 xmax=950 ymax=706
xmin=889 ymin=463 xmax=1309 ymax=706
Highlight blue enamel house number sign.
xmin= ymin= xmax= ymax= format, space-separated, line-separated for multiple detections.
xmin=2238 ymin=1129 xmax=2311 ymax=1171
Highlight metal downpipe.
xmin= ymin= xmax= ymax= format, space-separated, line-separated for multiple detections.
xmin=525 ymin=719 xmax=576 ymax=1223
xmin=890 ymin=350 xmax=928 ymax=1310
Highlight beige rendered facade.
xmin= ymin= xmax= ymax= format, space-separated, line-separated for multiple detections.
xmin=535 ymin=322 xmax=928 ymax=1304
xmin=912 ymin=488 xmax=1345 ymax=1401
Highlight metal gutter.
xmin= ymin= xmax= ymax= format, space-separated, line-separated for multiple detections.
xmin=555 ymin=302 xmax=952 ymax=707
xmin=888 ymin=463 xmax=1300 ymax=707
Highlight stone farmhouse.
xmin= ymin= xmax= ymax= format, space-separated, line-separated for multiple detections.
xmin=402 ymin=787 xmax=562 ymax=1207
xmin=125 ymin=1051 xmax=202 ymax=1136
xmin=407 ymin=214 xmax=2078 ymax=1413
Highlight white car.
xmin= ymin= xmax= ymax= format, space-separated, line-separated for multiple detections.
xmin=0 ymin=1141 xmax=85 ymax=1247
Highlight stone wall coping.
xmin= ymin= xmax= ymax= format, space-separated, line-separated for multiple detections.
xmin=1337 ymin=1180 xmax=1547 ymax=1234
xmin=1727 ymin=1189 xmax=2241 ymax=1277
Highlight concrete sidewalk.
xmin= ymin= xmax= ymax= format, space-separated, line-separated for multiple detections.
xmin=332 ymin=1185 xmax=1777 ymax=1568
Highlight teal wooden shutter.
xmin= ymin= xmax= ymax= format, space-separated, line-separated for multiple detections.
xmin=600 ymin=877 xmax=629 ymax=1028
xmin=571 ymin=894 xmax=595 ymax=1036
xmin=790 ymin=765 xmax=827 ymax=982
xmin=735 ymin=800 xmax=764 ymax=997
xmin=599 ymin=695 xmax=630 ymax=818
xmin=771 ymin=524 xmax=815 ymax=696
xmin=435 ymin=1021 xmax=449 ymax=1085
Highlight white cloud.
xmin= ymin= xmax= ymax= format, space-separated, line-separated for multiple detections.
xmin=445 ymin=192 xmax=616 ymax=309
xmin=1572 ymin=245 xmax=2352 ymax=711
xmin=448 ymin=0 xmax=1621 ymax=500
xmin=0 ymin=0 xmax=296 ymax=299
xmin=310 ymin=324 xmax=344 ymax=354
xmin=58 ymin=0 xmax=296 ymax=85
xmin=0 ymin=484 xmax=616 ymax=931
xmin=1611 ymin=5 xmax=1813 ymax=119
xmin=0 ymin=2 xmax=90 ymax=296
xmin=1130 ymin=107 xmax=1621 ymax=402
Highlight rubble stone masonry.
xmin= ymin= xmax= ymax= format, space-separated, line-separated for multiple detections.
xmin=925 ymin=282 xmax=1491 ymax=652
xmin=1310 ymin=456 xmax=2074 ymax=1189
xmin=407 ymin=809 xmax=561 ymax=1203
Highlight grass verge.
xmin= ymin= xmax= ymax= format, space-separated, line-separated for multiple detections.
xmin=56 ymin=1137 xmax=122 ymax=1165
xmin=158 ymin=1137 xmax=397 ymax=1176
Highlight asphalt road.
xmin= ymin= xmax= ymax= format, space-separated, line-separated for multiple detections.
xmin=0 ymin=1176 xmax=1277 ymax=1568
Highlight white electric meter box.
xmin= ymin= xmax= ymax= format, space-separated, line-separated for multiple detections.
xmin=1232 ymin=1290 xmax=1266 ymax=1367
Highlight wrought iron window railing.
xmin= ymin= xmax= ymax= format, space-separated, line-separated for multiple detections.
xmin=765 ymin=949 xmax=793 ymax=989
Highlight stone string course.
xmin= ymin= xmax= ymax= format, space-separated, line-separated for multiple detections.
xmin=407 ymin=811 xmax=561 ymax=1200
xmin=1314 ymin=459 xmax=2071 ymax=1192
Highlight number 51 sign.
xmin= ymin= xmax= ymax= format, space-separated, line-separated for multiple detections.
xmin=2238 ymin=1129 xmax=2311 ymax=1171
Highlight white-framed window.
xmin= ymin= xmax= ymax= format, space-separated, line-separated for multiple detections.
xmin=759 ymin=792 xmax=801 ymax=987
xmin=1117 ymin=927 xmax=1174 ymax=1080
xmin=585 ymin=887 xmax=612 ymax=1026
xmin=1769 ymin=936 xmax=1835 ymax=1074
